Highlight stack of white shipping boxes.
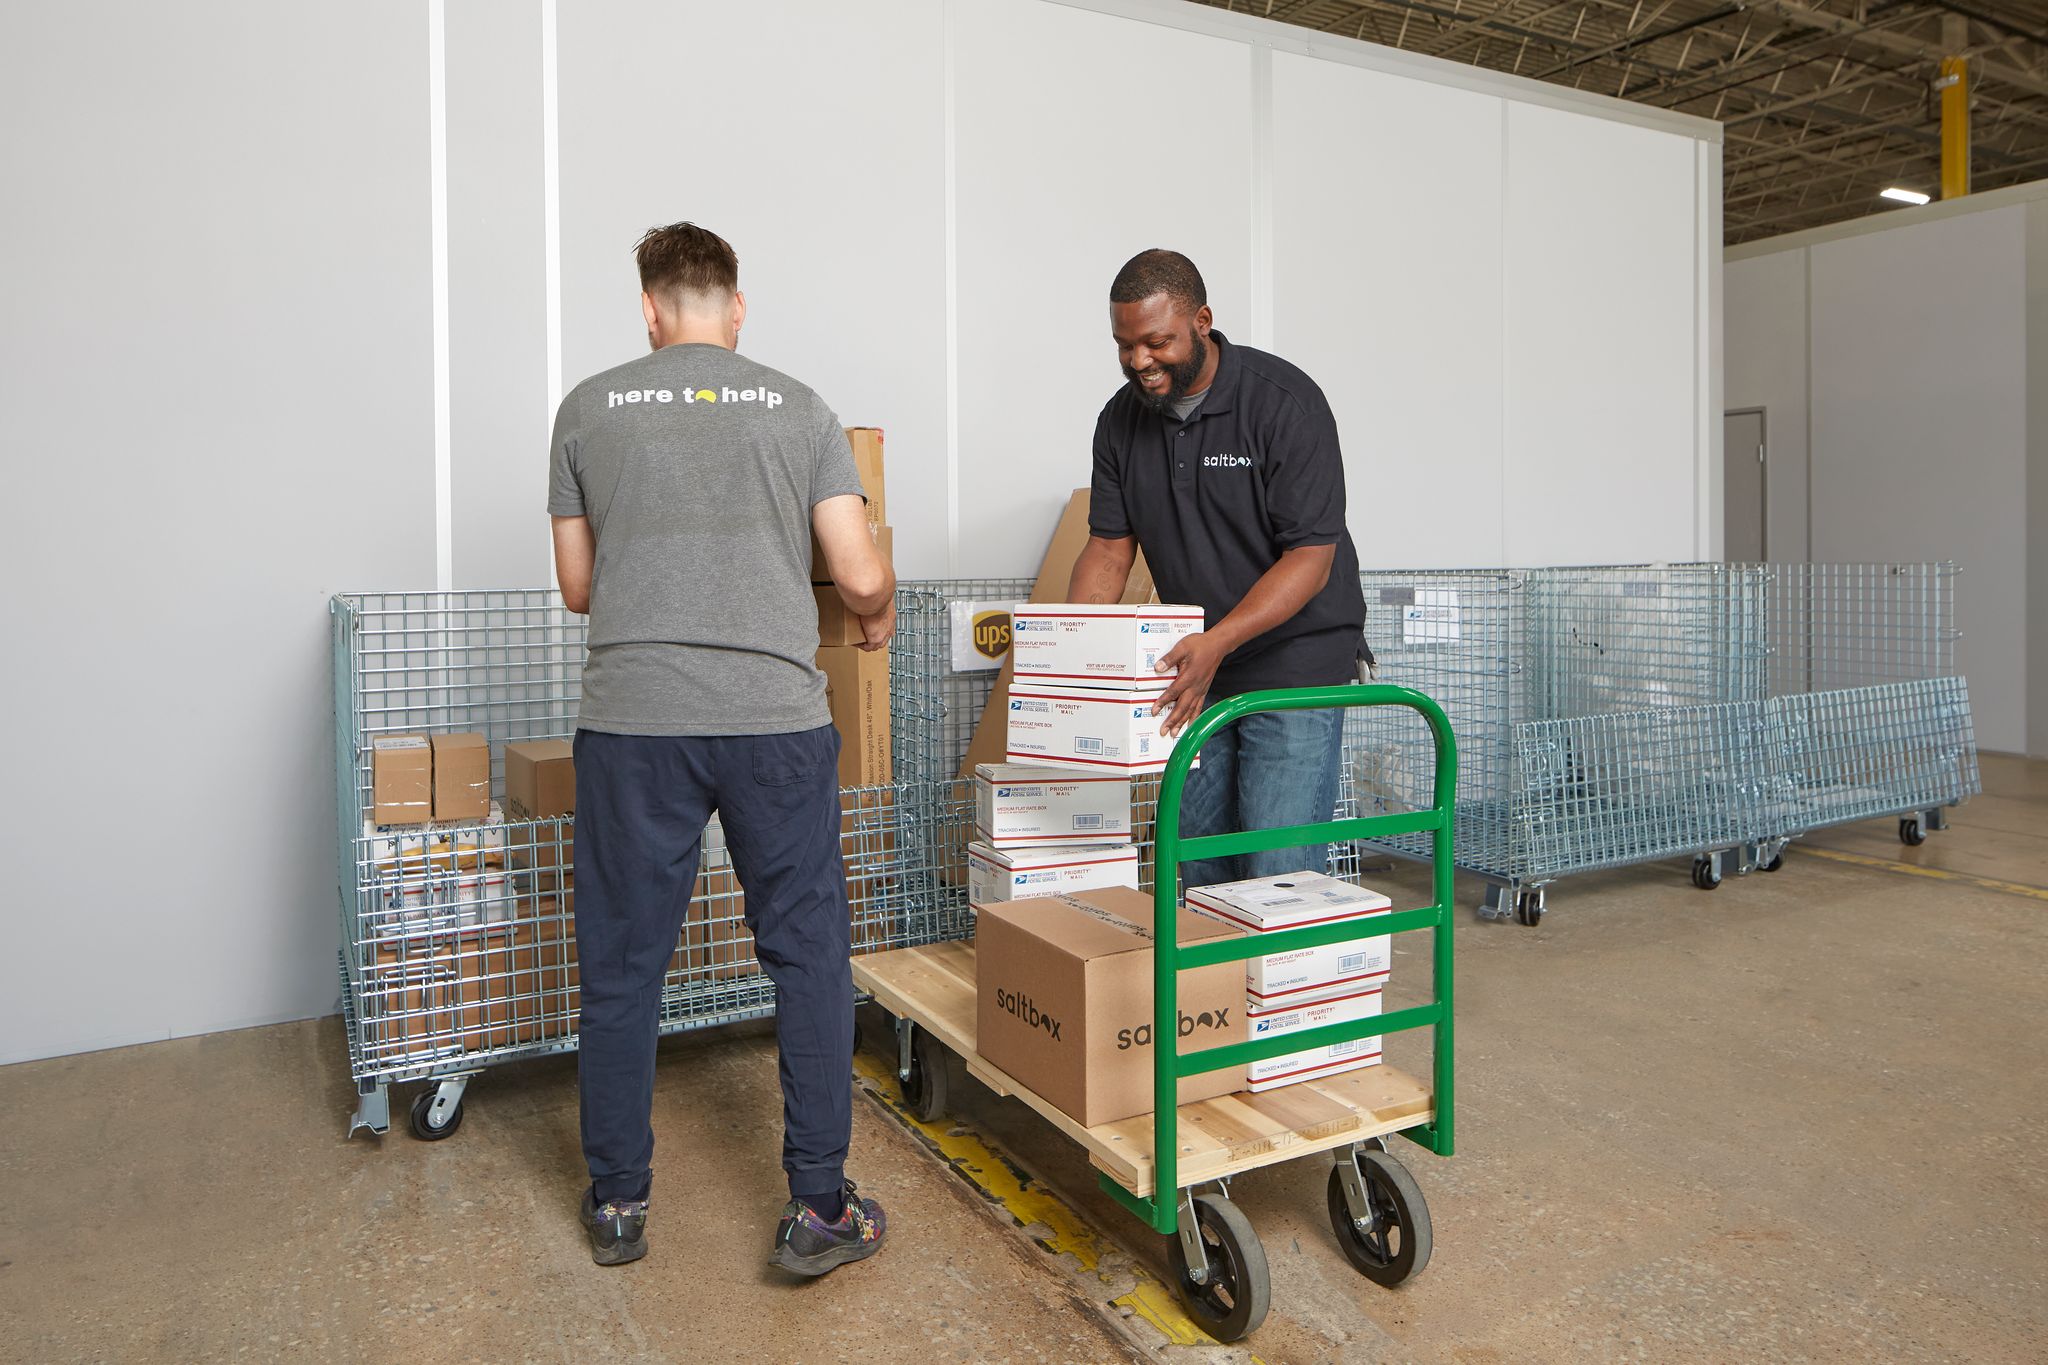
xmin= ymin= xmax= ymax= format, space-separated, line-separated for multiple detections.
xmin=970 ymin=602 xmax=1205 ymax=905
xmin=1003 ymin=603 xmax=1203 ymax=775
xmin=1186 ymin=872 xmax=1392 ymax=1092
xmin=968 ymin=766 xmax=1137 ymax=902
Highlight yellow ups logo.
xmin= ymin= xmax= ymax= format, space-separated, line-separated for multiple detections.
xmin=972 ymin=611 xmax=1012 ymax=661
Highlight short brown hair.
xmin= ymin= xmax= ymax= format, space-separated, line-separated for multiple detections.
xmin=634 ymin=221 xmax=738 ymax=302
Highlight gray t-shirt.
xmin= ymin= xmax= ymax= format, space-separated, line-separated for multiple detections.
xmin=1168 ymin=388 xmax=1206 ymax=422
xmin=547 ymin=343 xmax=866 ymax=736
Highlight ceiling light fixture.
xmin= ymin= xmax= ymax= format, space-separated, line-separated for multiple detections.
xmin=1879 ymin=187 xmax=1932 ymax=205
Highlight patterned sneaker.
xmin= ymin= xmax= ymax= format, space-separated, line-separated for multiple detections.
xmin=580 ymin=1187 xmax=649 ymax=1266
xmin=771 ymin=1181 xmax=887 ymax=1277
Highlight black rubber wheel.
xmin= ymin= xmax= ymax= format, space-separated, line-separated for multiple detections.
xmin=1900 ymin=816 xmax=1927 ymax=847
xmin=899 ymin=1031 xmax=949 ymax=1124
xmin=1166 ymin=1195 xmax=1271 ymax=1342
xmin=1759 ymin=852 xmax=1785 ymax=873
xmin=1327 ymin=1150 xmax=1433 ymax=1286
xmin=1692 ymin=856 xmax=1722 ymax=891
xmin=409 ymin=1087 xmax=464 ymax=1141
xmin=1513 ymin=890 xmax=1544 ymax=927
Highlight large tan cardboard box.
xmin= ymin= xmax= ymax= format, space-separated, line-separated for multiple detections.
xmin=461 ymin=910 xmax=580 ymax=1049
xmin=974 ymin=886 xmax=1245 ymax=1128
xmin=431 ymin=732 xmax=491 ymax=822
xmin=371 ymin=735 xmax=434 ymax=826
xmin=814 ymin=584 xmax=866 ymax=647
xmin=818 ymin=645 xmax=892 ymax=787
xmin=845 ymin=427 xmax=886 ymax=527
xmin=809 ymin=426 xmax=889 ymax=579
xmin=505 ymin=739 xmax=574 ymax=819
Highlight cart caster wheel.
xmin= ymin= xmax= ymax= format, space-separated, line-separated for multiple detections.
xmin=409 ymin=1087 xmax=464 ymax=1141
xmin=899 ymin=1031 xmax=949 ymax=1124
xmin=1167 ymin=1195 xmax=1270 ymax=1342
xmin=1900 ymin=816 xmax=1927 ymax=847
xmin=1513 ymin=888 xmax=1545 ymax=927
xmin=1759 ymin=852 xmax=1785 ymax=873
xmin=1691 ymin=855 xmax=1722 ymax=891
xmin=1328 ymin=1150 xmax=1433 ymax=1287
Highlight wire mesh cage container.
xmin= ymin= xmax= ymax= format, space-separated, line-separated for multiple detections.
xmin=331 ymin=590 xmax=933 ymax=1139
xmin=1352 ymin=563 xmax=1978 ymax=923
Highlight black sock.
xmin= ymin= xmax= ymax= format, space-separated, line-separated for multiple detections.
xmin=797 ymin=1186 xmax=846 ymax=1222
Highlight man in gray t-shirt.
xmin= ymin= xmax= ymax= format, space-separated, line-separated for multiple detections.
xmin=549 ymin=222 xmax=894 ymax=1275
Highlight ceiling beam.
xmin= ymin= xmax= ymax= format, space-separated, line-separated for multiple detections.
xmin=1743 ymin=0 xmax=2048 ymax=98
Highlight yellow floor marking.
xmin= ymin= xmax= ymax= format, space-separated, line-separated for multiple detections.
xmin=1798 ymin=845 xmax=2048 ymax=903
xmin=851 ymin=1048 xmax=1246 ymax=1355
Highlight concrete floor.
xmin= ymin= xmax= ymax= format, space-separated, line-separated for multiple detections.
xmin=2 ymin=757 xmax=2043 ymax=1363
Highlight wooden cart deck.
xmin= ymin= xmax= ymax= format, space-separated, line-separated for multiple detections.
xmin=854 ymin=940 xmax=1434 ymax=1198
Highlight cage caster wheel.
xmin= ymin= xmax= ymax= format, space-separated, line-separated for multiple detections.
xmin=409 ymin=1086 xmax=465 ymax=1141
xmin=899 ymin=1030 xmax=949 ymax=1124
xmin=1328 ymin=1149 xmax=1433 ymax=1287
xmin=1691 ymin=855 xmax=1722 ymax=891
xmin=1759 ymin=852 xmax=1784 ymax=872
xmin=1900 ymin=816 xmax=1928 ymax=847
xmin=1513 ymin=887 xmax=1545 ymax=927
xmin=1167 ymin=1194 xmax=1271 ymax=1342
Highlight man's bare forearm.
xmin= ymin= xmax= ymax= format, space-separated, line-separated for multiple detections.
xmin=1067 ymin=536 xmax=1135 ymax=604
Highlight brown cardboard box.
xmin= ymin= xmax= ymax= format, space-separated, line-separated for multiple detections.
xmin=845 ymin=427 xmax=886 ymax=528
xmin=371 ymin=735 xmax=434 ymax=826
xmin=509 ymin=816 xmax=574 ymax=892
xmin=366 ymin=933 xmax=464 ymax=1058
xmin=460 ymin=906 xmax=580 ymax=1050
xmin=815 ymin=584 xmax=866 ymax=647
xmin=431 ymin=732 xmax=491 ymax=822
xmin=809 ymin=426 xmax=889 ymax=580
xmin=974 ymin=887 xmax=1246 ymax=1128
xmin=506 ymin=739 xmax=576 ymax=890
xmin=817 ymin=645 xmax=892 ymax=787
xmin=810 ymin=524 xmax=894 ymax=586
xmin=957 ymin=491 xmax=1157 ymax=779
xmin=505 ymin=739 xmax=574 ymax=819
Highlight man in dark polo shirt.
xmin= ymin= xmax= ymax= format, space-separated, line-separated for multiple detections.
xmin=1067 ymin=248 xmax=1367 ymax=891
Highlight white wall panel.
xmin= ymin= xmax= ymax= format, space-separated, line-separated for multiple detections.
xmin=1809 ymin=209 xmax=2028 ymax=752
xmin=1503 ymin=102 xmax=1700 ymax=565
xmin=556 ymin=0 xmax=950 ymax=576
xmin=1 ymin=0 xmax=1716 ymax=1064
xmin=1723 ymin=250 xmax=1809 ymax=561
xmin=950 ymin=1 xmax=1256 ymax=576
xmin=0 ymin=1 xmax=434 ymax=1064
xmin=1270 ymin=53 xmax=1504 ymax=570
xmin=448 ymin=0 xmax=550 ymax=589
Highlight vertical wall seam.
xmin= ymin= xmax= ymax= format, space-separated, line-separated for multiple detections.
xmin=541 ymin=0 xmax=562 ymax=588
xmin=430 ymin=0 xmax=452 ymax=591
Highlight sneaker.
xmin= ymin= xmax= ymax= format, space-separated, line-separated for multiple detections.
xmin=580 ymin=1187 xmax=648 ymax=1266
xmin=771 ymin=1181 xmax=887 ymax=1277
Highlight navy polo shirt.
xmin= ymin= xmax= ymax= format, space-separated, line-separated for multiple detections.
xmin=1088 ymin=331 xmax=1366 ymax=698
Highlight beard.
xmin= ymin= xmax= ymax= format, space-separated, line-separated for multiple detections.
xmin=1123 ymin=330 xmax=1208 ymax=413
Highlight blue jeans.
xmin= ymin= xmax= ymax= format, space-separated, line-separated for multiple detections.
xmin=1175 ymin=707 xmax=1346 ymax=893
xmin=573 ymin=725 xmax=852 ymax=1206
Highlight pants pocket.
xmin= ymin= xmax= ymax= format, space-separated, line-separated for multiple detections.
xmin=751 ymin=725 xmax=837 ymax=786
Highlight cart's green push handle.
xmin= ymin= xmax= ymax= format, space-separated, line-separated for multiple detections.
xmin=1100 ymin=683 xmax=1458 ymax=1237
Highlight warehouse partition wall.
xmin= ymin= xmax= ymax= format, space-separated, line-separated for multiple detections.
xmin=1 ymin=0 xmax=1719 ymax=1065
xmin=1725 ymin=178 xmax=2048 ymax=758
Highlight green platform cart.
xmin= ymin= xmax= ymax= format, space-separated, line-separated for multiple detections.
xmin=855 ymin=684 xmax=1458 ymax=1342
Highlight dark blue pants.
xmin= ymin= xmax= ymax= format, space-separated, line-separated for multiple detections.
xmin=573 ymin=725 xmax=853 ymax=1206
